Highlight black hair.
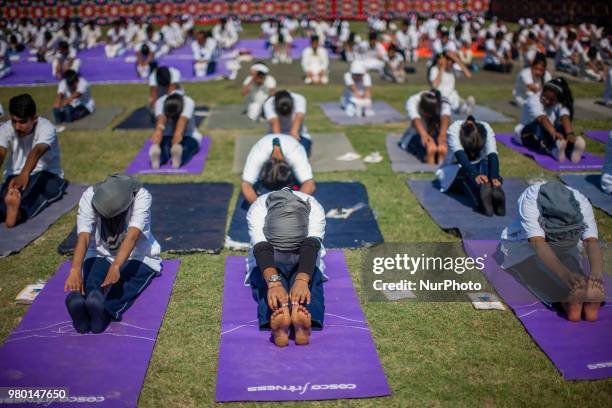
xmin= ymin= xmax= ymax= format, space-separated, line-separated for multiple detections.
xmin=163 ymin=93 xmax=184 ymax=121
xmin=586 ymin=46 xmax=599 ymax=60
xmin=567 ymin=30 xmax=577 ymax=41
xmin=427 ymin=52 xmax=448 ymax=80
xmin=368 ymin=31 xmax=377 ymax=41
xmin=527 ymin=31 xmax=536 ymax=41
xmin=140 ymin=43 xmax=150 ymax=56
xmin=274 ymin=90 xmax=293 ymax=116
xmin=418 ymin=90 xmax=442 ymax=127
xmin=388 ymin=44 xmax=399 ymax=53
xmin=156 ymin=67 xmax=171 ymax=87
xmin=543 ymin=77 xmax=574 ymax=120
xmin=495 ymin=31 xmax=504 ymax=40
xmin=311 ymin=34 xmax=319 ymax=43
xmin=532 ymin=52 xmax=547 ymax=68
xmin=259 ymin=158 xmax=295 ymax=190
xmin=63 ymin=69 xmax=79 ymax=85
xmin=459 ymin=117 xmax=487 ymax=161
xmin=9 ymin=94 xmax=37 ymax=120
xmin=58 ymin=40 xmax=69 ymax=51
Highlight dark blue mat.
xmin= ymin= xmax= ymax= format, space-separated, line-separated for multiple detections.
xmin=407 ymin=178 xmax=529 ymax=240
xmin=560 ymin=173 xmax=612 ymax=216
xmin=58 ymin=182 xmax=233 ymax=254
xmin=226 ymin=182 xmax=384 ymax=249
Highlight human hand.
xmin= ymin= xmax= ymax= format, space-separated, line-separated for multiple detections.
xmin=101 ymin=264 xmax=121 ymax=288
xmin=267 ymin=284 xmax=289 ymax=311
xmin=290 ymin=279 xmax=311 ymax=305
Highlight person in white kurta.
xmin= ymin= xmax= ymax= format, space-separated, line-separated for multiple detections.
xmin=301 ymin=35 xmax=329 ymax=85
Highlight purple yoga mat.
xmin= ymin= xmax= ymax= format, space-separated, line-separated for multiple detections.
xmin=584 ymin=130 xmax=610 ymax=144
xmin=464 ymin=240 xmax=612 ymax=380
xmin=0 ymin=259 xmax=180 ymax=407
xmin=124 ymin=136 xmax=210 ymax=175
xmin=233 ymin=38 xmax=310 ymax=60
xmin=496 ymin=132 xmax=604 ymax=171
xmin=0 ymin=44 xmax=230 ymax=86
xmin=216 ymin=251 xmax=391 ymax=402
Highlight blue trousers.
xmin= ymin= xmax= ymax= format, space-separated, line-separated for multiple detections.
xmin=53 ymin=105 xmax=90 ymax=123
xmin=299 ymin=136 xmax=312 ymax=156
xmin=249 ymin=264 xmax=325 ymax=330
xmin=0 ymin=171 xmax=66 ymax=223
xmin=521 ymin=121 xmax=576 ymax=159
xmin=159 ymin=135 xmax=200 ymax=167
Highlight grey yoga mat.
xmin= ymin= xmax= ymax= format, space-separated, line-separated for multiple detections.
xmin=560 ymin=173 xmax=612 ymax=216
xmin=0 ymin=183 xmax=88 ymax=257
xmin=386 ymin=133 xmax=437 ymax=173
xmin=232 ymin=133 xmax=366 ymax=173
xmin=47 ymin=106 xmax=124 ymax=131
xmin=206 ymin=105 xmax=267 ymax=130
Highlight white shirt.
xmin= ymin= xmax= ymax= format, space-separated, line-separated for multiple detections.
xmin=191 ymin=38 xmax=217 ymax=61
xmin=242 ymin=134 xmax=313 ymax=186
xmin=154 ymin=92 xmax=201 ymax=144
xmin=148 ymin=67 xmax=181 ymax=87
xmin=263 ymin=92 xmax=307 ymax=136
xmin=406 ymin=91 xmax=452 ymax=121
xmin=556 ymin=40 xmax=585 ymax=66
xmin=429 ymin=66 xmax=456 ymax=99
xmin=0 ymin=117 xmax=63 ymax=178
xmin=76 ymin=186 xmax=162 ymax=273
xmin=513 ymin=67 xmax=552 ymax=102
xmin=245 ymin=190 xmax=326 ymax=283
xmin=57 ymin=77 xmax=95 ymax=113
xmin=301 ymin=46 xmax=329 ymax=71
xmin=518 ymin=94 xmax=570 ymax=131
xmin=485 ymin=39 xmax=511 ymax=64
xmin=243 ymin=74 xmax=276 ymax=103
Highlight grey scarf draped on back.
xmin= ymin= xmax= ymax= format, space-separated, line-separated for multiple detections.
xmin=92 ymin=174 xmax=142 ymax=251
xmin=263 ymin=188 xmax=310 ymax=252
xmin=537 ymin=181 xmax=585 ymax=244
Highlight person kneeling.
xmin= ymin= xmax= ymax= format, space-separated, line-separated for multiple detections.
xmin=436 ymin=117 xmax=505 ymax=216
xmin=64 ymin=174 xmax=162 ymax=333
xmin=0 ymin=94 xmax=65 ymax=228
xmin=148 ymin=91 xmax=201 ymax=169
xmin=341 ymin=61 xmax=374 ymax=117
xmin=246 ymin=187 xmax=326 ymax=346
xmin=53 ymin=70 xmax=95 ymax=124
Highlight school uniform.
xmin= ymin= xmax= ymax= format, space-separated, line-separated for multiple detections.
xmin=54 ymin=77 xmax=95 ymax=123
xmin=148 ymin=67 xmax=181 ymax=101
xmin=499 ymin=182 xmax=598 ymax=305
xmin=71 ymin=185 xmax=161 ymax=320
xmin=513 ymin=67 xmax=552 ymax=107
xmin=382 ymin=52 xmax=406 ymax=82
xmin=246 ymin=189 xmax=326 ymax=329
xmin=555 ymin=40 xmax=585 ymax=76
xmin=263 ymin=92 xmax=310 ymax=153
xmin=0 ymin=118 xmax=65 ymax=223
xmin=242 ymin=134 xmax=313 ymax=190
xmin=51 ymin=47 xmax=80 ymax=76
xmin=301 ymin=46 xmax=329 ymax=83
xmin=104 ymin=27 xmax=127 ymax=58
xmin=154 ymin=91 xmax=202 ymax=167
xmin=243 ymin=74 xmax=277 ymax=121
xmin=483 ymin=38 xmax=512 ymax=72
xmin=212 ymin=23 xmax=238 ymax=49
xmin=341 ymin=72 xmax=373 ymax=116
xmin=0 ymin=40 xmax=11 ymax=79
xmin=357 ymin=40 xmax=386 ymax=72
xmin=191 ymin=38 xmax=218 ymax=77
xmin=515 ymin=94 xmax=573 ymax=156
xmin=399 ymin=91 xmax=452 ymax=159
xmin=428 ymin=65 xmax=464 ymax=112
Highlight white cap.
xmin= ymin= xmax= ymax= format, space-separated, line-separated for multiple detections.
xmin=350 ymin=60 xmax=366 ymax=75
xmin=251 ymin=63 xmax=269 ymax=74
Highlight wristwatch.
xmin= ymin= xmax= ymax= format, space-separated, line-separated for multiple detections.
xmin=267 ymin=274 xmax=282 ymax=283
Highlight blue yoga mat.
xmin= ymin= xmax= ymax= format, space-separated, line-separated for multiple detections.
xmin=407 ymin=178 xmax=529 ymax=239
xmin=560 ymin=173 xmax=612 ymax=216
xmin=225 ymin=182 xmax=384 ymax=249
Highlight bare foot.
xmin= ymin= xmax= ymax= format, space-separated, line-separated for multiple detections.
xmin=4 ymin=188 xmax=21 ymax=228
xmin=562 ymin=301 xmax=582 ymax=322
xmin=270 ymin=307 xmax=290 ymax=347
xmin=584 ymin=277 xmax=605 ymax=321
xmin=291 ymin=305 xmax=312 ymax=345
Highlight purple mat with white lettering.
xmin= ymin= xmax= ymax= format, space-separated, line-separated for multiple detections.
xmin=464 ymin=240 xmax=612 ymax=380
xmin=124 ymin=137 xmax=210 ymax=175
xmin=216 ymin=250 xmax=390 ymax=401
xmin=0 ymin=259 xmax=180 ymax=407
xmin=0 ymin=44 xmax=230 ymax=86
xmin=496 ymin=133 xmax=603 ymax=171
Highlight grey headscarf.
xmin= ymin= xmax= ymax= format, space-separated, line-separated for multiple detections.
xmin=537 ymin=181 xmax=585 ymax=243
xmin=263 ymin=188 xmax=310 ymax=252
xmin=92 ymin=174 xmax=142 ymax=251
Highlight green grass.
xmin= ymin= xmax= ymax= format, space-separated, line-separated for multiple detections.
xmin=0 ymin=30 xmax=611 ymax=407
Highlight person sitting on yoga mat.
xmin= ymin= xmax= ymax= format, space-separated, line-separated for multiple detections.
xmin=0 ymin=37 xmax=12 ymax=80
xmin=513 ymin=52 xmax=551 ymax=107
xmin=53 ymin=70 xmax=95 ymax=124
xmin=436 ymin=116 xmax=505 ymax=216
xmin=148 ymin=91 xmax=201 ymax=169
xmin=52 ymin=41 xmax=80 ymax=80
xmin=104 ymin=19 xmax=127 ymax=59
xmin=341 ymin=60 xmax=374 ymax=117
xmin=270 ymin=26 xmax=293 ymax=64
xmin=191 ymin=30 xmax=218 ymax=78
xmin=263 ymin=90 xmax=311 ymax=155
xmin=63 ymin=174 xmax=162 ymax=334
xmin=483 ymin=31 xmax=513 ymax=73
xmin=301 ymin=35 xmax=329 ymax=85
xmin=242 ymin=62 xmax=276 ymax=121
xmin=0 ymin=94 xmax=65 ymax=228
xmin=428 ymin=52 xmax=475 ymax=115
xmin=212 ymin=18 xmax=238 ymax=49
xmin=148 ymin=66 xmax=181 ymax=115
xmin=135 ymin=42 xmax=156 ymax=79
xmin=246 ymin=187 xmax=326 ymax=346
xmin=514 ymin=77 xmax=586 ymax=163
xmin=241 ymin=134 xmax=315 ymax=205
xmin=602 ymin=133 xmax=612 ymax=194
xmin=399 ymin=90 xmax=451 ymax=165
xmin=499 ymin=180 xmax=604 ymax=322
